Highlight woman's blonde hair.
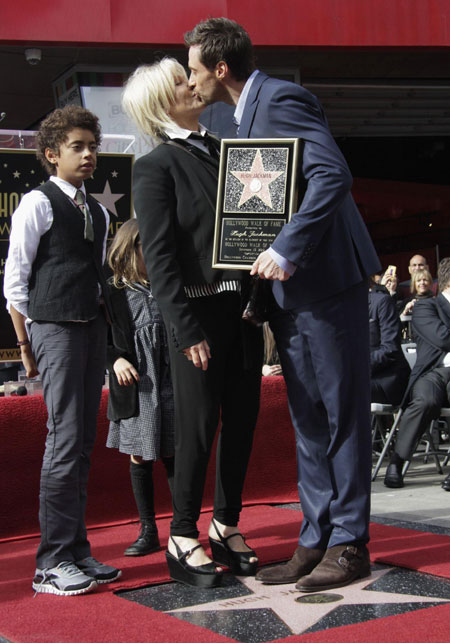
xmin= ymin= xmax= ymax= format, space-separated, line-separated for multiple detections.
xmin=122 ymin=58 xmax=187 ymax=139
xmin=410 ymin=268 xmax=432 ymax=294
xmin=107 ymin=218 xmax=148 ymax=288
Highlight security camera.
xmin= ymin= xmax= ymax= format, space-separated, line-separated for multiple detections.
xmin=25 ymin=48 xmax=42 ymax=65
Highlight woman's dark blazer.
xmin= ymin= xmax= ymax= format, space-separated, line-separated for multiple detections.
xmin=106 ymin=283 xmax=138 ymax=422
xmin=369 ymin=285 xmax=410 ymax=406
xmin=132 ymin=140 xmax=249 ymax=352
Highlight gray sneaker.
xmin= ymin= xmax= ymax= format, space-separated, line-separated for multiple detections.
xmin=32 ymin=561 xmax=98 ymax=596
xmin=76 ymin=556 xmax=122 ymax=584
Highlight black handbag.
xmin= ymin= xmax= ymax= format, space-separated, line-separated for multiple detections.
xmin=242 ymin=277 xmax=270 ymax=327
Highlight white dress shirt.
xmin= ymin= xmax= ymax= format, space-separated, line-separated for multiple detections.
xmin=4 ymin=175 xmax=110 ymax=318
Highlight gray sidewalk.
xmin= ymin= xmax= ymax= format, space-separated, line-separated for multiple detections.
xmin=371 ymin=458 xmax=450 ymax=533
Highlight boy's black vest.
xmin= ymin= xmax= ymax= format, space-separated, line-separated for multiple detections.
xmin=28 ymin=181 xmax=107 ymax=322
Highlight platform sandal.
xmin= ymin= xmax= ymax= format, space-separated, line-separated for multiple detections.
xmin=165 ymin=537 xmax=224 ymax=588
xmin=209 ymin=518 xmax=258 ymax=576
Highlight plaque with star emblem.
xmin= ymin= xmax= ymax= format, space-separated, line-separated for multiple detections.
xmin=0 ymin=148 xmax=134 ymax=362
xmin=213 ymin=138 xmax=300 ymax=269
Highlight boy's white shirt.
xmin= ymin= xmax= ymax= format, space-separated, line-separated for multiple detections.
xmin=3 ymin=176 xmax=109 ymax=318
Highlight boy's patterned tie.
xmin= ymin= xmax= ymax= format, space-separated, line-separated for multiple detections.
xmin=75 ymin=189 xmax=94 ymax=242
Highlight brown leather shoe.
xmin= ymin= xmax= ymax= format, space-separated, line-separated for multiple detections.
xmin=255 ymin=546 xmax=324 ymax=584
xmin=295 ymin=544 xmax=371 ymax=592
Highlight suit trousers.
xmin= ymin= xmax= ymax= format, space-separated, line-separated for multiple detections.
xmin=168 ymin=291 xmax=262 ymax=538
xmin=395 ymin=366 xmax=450 ymax=460
xmin=269 ymin=280 xmax=372 ymax=550
xmin=30 ymin=314 xmax=107 ymax=568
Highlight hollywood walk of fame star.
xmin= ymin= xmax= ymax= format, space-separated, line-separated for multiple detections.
xmin=231 ymin=150 xmax=283 ymax=209
xmin=90 ymin=180 xmax=124 ymax=217
xmin=13 ymin=171 xmax=20 ymax=179
xmin=111 ymin=170 xmax=118 ymax=178
xmin=167 ymin=567 xmax=449 ymax=636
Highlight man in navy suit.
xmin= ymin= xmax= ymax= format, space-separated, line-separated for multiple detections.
xmin=186 ymin=18 xmax=381 ymax=592
xmin=385 ymin=258 xmax=450 ymax=490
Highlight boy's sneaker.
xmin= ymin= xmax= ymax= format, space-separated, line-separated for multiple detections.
xmin=76 ymin=556 xmax=122 ymax=584
xmin=32 ymin=561 xmax=98 ymax=596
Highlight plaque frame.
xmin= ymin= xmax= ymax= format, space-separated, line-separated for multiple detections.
xmin=213 ymin=138 xmax=300 ymax=270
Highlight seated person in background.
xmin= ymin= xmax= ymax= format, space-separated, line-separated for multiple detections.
xmin=399 ymin=254 xmax=430 ymax=290
xmin=400 ymin=268 xmax=434 ymax=317
xmin=262 ymin=322 xmax=282 ymax=376
xmin=399 ymin=254 xmax=438 ymax=297
xmin=384 ymin=258 xmax=450 ymax=489
xmin=369 ymin=279 xmax=410 ymax=407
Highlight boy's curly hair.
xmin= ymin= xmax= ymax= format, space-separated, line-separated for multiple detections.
xmin=36 ymin=105 xmax=102 ymax=175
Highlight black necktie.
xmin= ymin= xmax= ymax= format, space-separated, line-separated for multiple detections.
xmin=189 ymin=132 xmax=220 ymax=160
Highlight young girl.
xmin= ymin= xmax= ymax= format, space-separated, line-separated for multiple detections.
xmin=106 ymin=218 xmax=174 ymax=556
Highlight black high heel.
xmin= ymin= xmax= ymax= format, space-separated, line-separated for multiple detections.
xmin=165 ymin=537 xmax=224 ymax=588
xmin=209 ymin=519 xmax=258 ymax=576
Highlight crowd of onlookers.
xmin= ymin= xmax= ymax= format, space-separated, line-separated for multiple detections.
xmin=369 ymin=254 xmax=450 ymax=492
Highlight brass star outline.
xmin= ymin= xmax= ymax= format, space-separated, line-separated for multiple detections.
xmin=231 ymin=149 xmax=283 ymax=209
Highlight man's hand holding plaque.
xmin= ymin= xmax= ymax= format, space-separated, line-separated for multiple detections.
xmin=250 ymin=250 xmax=291 ymax=281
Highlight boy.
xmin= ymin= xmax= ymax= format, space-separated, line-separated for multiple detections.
xmin=4 ymin=105 xmax=121 ymax=595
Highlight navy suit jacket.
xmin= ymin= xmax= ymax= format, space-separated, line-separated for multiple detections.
xmin=203 ymin=72 xmax=380 ymax=309
xmin=403 ymin=294 xmax=450 ymax=405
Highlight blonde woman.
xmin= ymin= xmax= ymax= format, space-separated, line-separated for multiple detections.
xmin=122 ymin=59 xmax=262 ymax=588
xmin=401 ymin=268 xmax=434 ymax=316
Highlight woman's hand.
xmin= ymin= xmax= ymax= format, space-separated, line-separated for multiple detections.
xmin=183 ymin=340 xmax=211 ymax=371
xmin=402 ymin=300 xmax=416 ymax=315
xmin=262 ymin=364 xmax=283 ymax=376
xmin=113 ymin=357 xmax=139 ymax=386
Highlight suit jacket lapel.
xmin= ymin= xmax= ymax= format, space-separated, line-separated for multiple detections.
xmin=239 ymin=72 xmax=269 ymax=138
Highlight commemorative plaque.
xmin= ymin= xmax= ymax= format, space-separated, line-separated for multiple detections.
xmin=213 ymin=138 xmax=300 ymax=270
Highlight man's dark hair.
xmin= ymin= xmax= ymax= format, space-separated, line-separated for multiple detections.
xmin=36 ymin=105 xmax=102 ymax=175
xmin=438 ymin=257 xmax=450 ymax=292
xmin=185 ymin=17 xmax=255 ymax=81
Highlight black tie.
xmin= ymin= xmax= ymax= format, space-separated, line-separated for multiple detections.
xmin=189 ymin=132 xmax=220 ymax=160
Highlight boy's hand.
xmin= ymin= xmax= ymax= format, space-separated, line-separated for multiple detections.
xmin=113 ymin=357 xmax=139 ymax=386
xmin=21 ymin=345 xmax=39 ymax=378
